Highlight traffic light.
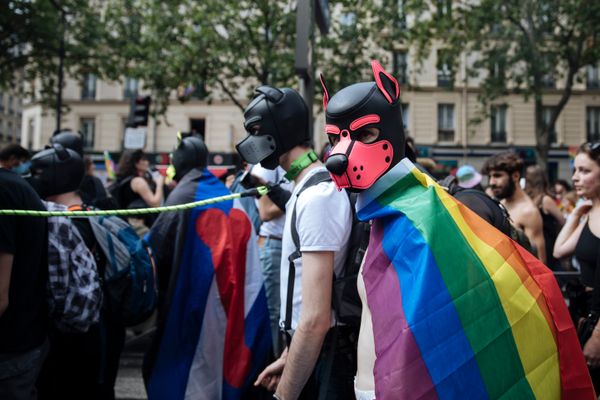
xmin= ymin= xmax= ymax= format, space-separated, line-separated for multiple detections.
xmin=130 ymin=95 xmax=151 ymax=127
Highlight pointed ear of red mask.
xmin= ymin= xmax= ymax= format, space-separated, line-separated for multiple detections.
xmin=320 ymin=74 xmax=330 ymax=110
xmin=371 ymin=60 xmax=400 ymax=104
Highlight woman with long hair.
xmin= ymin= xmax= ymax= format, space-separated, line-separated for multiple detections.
xmin=116 ymin=149 xmax=164 ymax=208
xmin=525 ymin=165 xmax=565 ymax=270
xmin=554 ymin=142 xmax=600 ymax=390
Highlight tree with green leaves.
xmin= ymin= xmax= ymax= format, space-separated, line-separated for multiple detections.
xmin=401 ymin=0 xmax=600 ymax=167
xmin=1 ymin=0 xmax=112 ymax=113
xmin=102 ymin=0 xmax=299 ymax=116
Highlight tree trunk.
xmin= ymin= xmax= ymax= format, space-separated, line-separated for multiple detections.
xmin=534 ymin=97 xmax=549 ymax=171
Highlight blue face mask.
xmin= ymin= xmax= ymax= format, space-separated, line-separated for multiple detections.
xmin=12 ymin=161 xmax=31 ymax=175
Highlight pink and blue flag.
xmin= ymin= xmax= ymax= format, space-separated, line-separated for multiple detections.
xmin=147 ymin=171 xmax=271 ymax=399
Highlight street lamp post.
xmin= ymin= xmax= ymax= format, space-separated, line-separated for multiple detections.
xmin=50 ymin=0 xmax=66 ymax=132
xmin=295 ymin=0 xmax=329 ymax=142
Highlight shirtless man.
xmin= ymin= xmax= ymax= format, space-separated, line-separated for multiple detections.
xmin=482 ymin=151 xmax=547 ymax=264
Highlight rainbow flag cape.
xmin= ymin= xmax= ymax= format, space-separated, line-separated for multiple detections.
xmin=146 ymin=170 xmax=271 ymax=399
xmin=356 ymin=159 xmax=594 ymax=399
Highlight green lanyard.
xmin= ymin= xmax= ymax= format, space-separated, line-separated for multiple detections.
xmin=284 ymin=150 xmax=319 ymax=181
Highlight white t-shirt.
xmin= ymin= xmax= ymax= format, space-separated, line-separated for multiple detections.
xmin=251 ymin=165 xmax=292 ymax=238
xmin=279 ymin=166 xmax=352 ymax=331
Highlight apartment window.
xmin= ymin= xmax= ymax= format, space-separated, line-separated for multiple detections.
xmin=541 ymin=72 xmax=555 ymax=89
xmin=491 ymin=105 xmax=507 ymax=143
xmin=0 ymin=92 xmax=4 ymax=112
xmin=7 ymin=96 xmax=13 ymax=115
xmin=541 ymin=106 xmax=557 ymax=144
xmin=437 ymin=50 xmax=453 ymax=87
xmin=339 ymin=12 xmax=356 ymax=27
xmin=436 ymin=0 xmax=451 ymax=18
xmin=189 ymin=118 xmax=206 ymax=140
xmin=80 ymin=117 xmax=95 ymax=149
xmin=393 ymin=51 xmax=408 ymax=85
xmin=438 ymin=104 xmax=455 ymax=142
xmin=396 ymin=0 xmax=406 ymax=29
xmin=123 ymin=77 xmax=139 ymax=99
xmin=7 ymin=121 xmax=13 ymax=140
xmin=587 ymin=64 xmax=600 ymax=89
xmin=587 ymin=107 xmax=600 ymax=142
xmin=81 ymin=73 xmax=97 ymax=100
xmin=401 ymin=103 xmax=409 ymax=134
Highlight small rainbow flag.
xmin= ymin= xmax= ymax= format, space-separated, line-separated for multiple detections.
xmin=356 ymin=159 xmax=594 ymax=399
xmin=103 ymin=150 xmax=116 ymax=180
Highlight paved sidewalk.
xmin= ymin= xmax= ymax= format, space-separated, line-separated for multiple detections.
xmin=115 ymin=352 xmax=146 ymax=400
xmin=115 ymin=329 xmax=153 ymax=400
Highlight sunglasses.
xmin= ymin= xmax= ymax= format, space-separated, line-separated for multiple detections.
xmin=586 ymin=142 xmax=600 ymax=157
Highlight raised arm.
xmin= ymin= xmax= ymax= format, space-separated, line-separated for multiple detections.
xmin=554 ymin=200 xmax=592 ymax=259
xmin=131 ymin=175 xmax=164 ymax=208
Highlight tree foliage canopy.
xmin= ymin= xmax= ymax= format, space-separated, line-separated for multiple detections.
xmin=402 ymin=0 xmax=600 ymax=164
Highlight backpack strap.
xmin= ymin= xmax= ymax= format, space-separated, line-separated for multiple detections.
xmin=283 ymin=170 xmax=332 ymax=342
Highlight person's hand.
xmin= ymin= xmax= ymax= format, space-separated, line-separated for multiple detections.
xmin=153 ymin=173 xmax=165 ymax=186
xmin=584 ymin=331 xmax=600 ymax=369
xmin=574 ymin=199 xmax=593 ymax=218
xmin=254 ymin=352 xmax=287 ymax=391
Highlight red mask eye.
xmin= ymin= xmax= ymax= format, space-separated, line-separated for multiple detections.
xmin=325 ymin=125 xmax=340 ymax=135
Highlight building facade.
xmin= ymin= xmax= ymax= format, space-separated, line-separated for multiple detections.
xmin=19 ymin=58 xmax=600 ymax=181
xmin=0 ymin=91 xmax=23 ymax=148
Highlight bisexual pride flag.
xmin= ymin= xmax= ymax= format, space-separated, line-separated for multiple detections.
xmin=147 ymin=171 xmax=271 ymax=399
xmin=356 ymin=159 xmax=594 ymax=399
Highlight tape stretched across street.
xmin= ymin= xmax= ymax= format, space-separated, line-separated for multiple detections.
xmin=0 ymin=186 xmax=269 ymax=217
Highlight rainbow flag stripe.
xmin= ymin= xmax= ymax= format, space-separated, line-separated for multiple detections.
xmin=356 ymin=159 xmax=593 ymax=399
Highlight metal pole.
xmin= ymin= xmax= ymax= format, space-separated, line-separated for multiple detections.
xmin=295 ymin=0 xmax=315 ymax=141
xmin=152 ymin=116 xmax=158 ymax=153
xmin=56 ymin=9 xmax=66 ymax=132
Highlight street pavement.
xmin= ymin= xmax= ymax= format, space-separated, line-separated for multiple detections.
xmin=115 ymin=329 xmax=152 ymax=400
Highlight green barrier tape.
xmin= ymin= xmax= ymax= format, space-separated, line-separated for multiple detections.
xmin=0 ymin=186 xmax=269 ymax=217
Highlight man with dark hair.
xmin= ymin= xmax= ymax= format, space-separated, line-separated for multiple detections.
xmin=0 ymin=155 xmax=48 ymax=400
xmin=238 ymin=86 xmax=354 ymax=399
xmin=0 ymin=144 xmax=31 ymax=174
xmin=482 ymin=151 xmax=546 ymax=263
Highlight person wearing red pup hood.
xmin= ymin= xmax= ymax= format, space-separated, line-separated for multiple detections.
xmin=322 ymin=61 xmax=594 ymax=400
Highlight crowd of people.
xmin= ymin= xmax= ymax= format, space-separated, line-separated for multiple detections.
xmin=0 ymin=59 xmax=599 ymax=400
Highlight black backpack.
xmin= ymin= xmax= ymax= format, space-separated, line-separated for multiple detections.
xmin=439 ymin=175 xmax=534 ymax=254
xmin=283 ymin=171 xmax=370 ymax=337
xmin=107 ymin=176 xmax=133 ymax=209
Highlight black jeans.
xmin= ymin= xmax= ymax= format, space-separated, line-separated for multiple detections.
xmin=299 ymin=326 xmax=358 ymax=400
xmin=38 ymin=325 xmax=102 ymax=400
xmin=0 ymin=339 xmax=48 ymax=400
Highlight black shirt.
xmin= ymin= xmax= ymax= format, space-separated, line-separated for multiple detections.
xmin=576 ymin=222 xmax=600 ymax=287
xmin=0 ymin=169 xmax=48 ymax=353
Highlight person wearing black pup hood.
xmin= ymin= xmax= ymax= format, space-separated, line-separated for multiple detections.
xmin=28 ymin=144 xmax=106 ymax=400
xmin=238 ymin=86 xmax=354 ymax=399
xmin=49 ymin=129 xmax=111 ymax=209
